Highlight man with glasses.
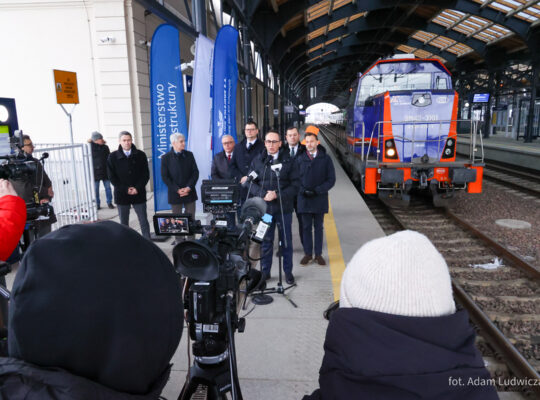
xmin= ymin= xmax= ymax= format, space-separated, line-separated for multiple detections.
xmin=229 ymin=120 xmax=264 ymax=188
xmin=10 ymin=135 xmax=55 ymax=239
xmin=161 ymin=133 xmax=199 ymax=243
xmin=211 ymin=135 xmax=236 ymax=228
xmin=247 ymin=130 xmax=299 ymax=284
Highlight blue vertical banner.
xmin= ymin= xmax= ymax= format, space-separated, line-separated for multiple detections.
xmin=212 ymin=25 xmax=239 ymax=156
xmin=150 ymin=24 xmax=188 ymax=212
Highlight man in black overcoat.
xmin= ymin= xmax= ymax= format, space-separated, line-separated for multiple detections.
xmin=211 ymin=134 xmax=236 ymax=228
xmin=247 ymin=130 xmax=299 ymax=284
xmin=296 ymin=131 xmax=336 ymax=266
xmin=161 ymin=133 xmax=199 ymax=242
xmin=107 ymin=131 xmax=151 ymax=239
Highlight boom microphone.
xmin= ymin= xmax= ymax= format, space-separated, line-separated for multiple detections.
xmin=39 ymin=152 xmax=49 ymax=162
xmin=240 ymin=197 xmax=266 ymax=227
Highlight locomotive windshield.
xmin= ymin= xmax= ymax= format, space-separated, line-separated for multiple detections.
xmin=355 ymin=60 xmax=451 ymax=106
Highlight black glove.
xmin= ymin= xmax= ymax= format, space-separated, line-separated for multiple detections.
xmin=303 ymin=189 xmax=316 ymax=198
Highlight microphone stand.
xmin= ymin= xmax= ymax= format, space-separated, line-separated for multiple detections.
xmin=251 ymin=163 xmax=298 ymax=308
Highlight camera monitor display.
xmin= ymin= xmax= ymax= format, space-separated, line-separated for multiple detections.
xmin=0 ymin=125 xmax=10 ymax=157
xmin=153 ymin=214 xmax=191 ymax=235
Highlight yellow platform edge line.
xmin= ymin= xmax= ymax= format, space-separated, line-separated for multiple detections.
xmin=324 ymin=199 xmax=347 ymax=302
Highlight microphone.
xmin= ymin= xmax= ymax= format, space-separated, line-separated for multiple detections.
xmin=242 ymin=170 xmax=258 ymax=187
xmin=39 ymin=152 xmax=49 ymax=162
xmin=239 ymin=197 xmax=266 ymax=229
xmin=270 ymin=163 xmax=282 ymax=173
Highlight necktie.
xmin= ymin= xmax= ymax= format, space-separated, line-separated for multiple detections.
xmin=227 ymin=154 xmax=231 ymax=161
xmin=247 ymin=142 xmax=252 ymax=150
xmin=291 ymin=148 xmax=295 ymax=157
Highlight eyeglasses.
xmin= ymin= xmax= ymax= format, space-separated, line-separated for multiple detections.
xmin=23 ymin=143 xmax=34 ymax=148
xmin=222 ymin=141 xmax=235 ymax=145
xmin=245 ymin=128 xmax=257 ymax=131
xmin=265 ymin=140 xmax=280 ymax=144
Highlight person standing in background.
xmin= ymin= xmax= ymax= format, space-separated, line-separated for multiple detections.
xmin=89 ymin=131 xmax=114 ymax=210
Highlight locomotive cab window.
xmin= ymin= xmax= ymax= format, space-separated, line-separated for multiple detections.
xmin=356 ymin=72 xmax=432 ymax=105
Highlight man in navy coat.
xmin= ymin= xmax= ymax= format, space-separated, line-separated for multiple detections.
xmin=211 ymin=134 xmax=236 ymax=228
xmin=161 ymin=133 xmax=199 ymax=242
xmin=296 ymin=132 xmax=335 ymax=266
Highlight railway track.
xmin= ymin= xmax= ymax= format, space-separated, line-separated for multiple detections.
xmin=318 ymin=124 xmax=540 ymax=397
xmin=483 ymin=162 xmax=540 ymax=198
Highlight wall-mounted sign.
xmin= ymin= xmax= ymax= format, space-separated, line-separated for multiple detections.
xmin=184 ymin=75 xmax=193 ymax=93
xmin=284 ymin=105 xmax=294 ymax=113
xmin=473 ymin=93 xmax=489 ymax=103
xmin=53 ymin=70 xmax=79 ymax=104
xmin=273 ymin=109 xmax=279 ymax=116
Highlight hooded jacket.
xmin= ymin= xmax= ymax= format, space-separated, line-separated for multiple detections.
xmin=107 ymin=144 xmax=149 ymax=205
xmin=90 ymin=141 xmax=111 ymax=181
xmin=1 ymin=221 xmax=183 ymax=399
xmin=304 ymin=308 xmax=498 ymax=400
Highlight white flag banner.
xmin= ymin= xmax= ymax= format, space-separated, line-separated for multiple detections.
xmin=188 ymin=35 xmax=214 ymax=217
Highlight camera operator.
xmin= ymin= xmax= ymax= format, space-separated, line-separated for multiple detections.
xmin=0 ymin=221 xmax=183 ymax=399
xmin=9 ymin=135 xmax=55 ymax=238
xmin=0 ymin=180 xmax=26 ymax=261
xmin=247 ymin=130 xmax=299 ymax=284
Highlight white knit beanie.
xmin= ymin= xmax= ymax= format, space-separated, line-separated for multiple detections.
xmin=340 ymin=230 xmax=456 ymax=317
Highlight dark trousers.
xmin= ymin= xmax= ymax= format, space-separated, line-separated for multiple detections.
xmin=261 ymin=213 xmax=293 ymax=275
xmin=294 ymin=206 xmax=304 ymax=246
xmin=172 ymin=202 xmax=196 ymax=241
xmin=301 ymin=213 xmax=324 ymax=257
xmin=118 ymin=203 xmax=151 ymax=239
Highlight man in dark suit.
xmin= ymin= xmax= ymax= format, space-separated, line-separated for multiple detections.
xmin=107 ymin=131 xmax=151 ymax=239
xmin=211 ymin=134 xmax=236 ymax=228
xmin=211 ymin=135 xmax=235 ymax=180
xmin=229 ymin=120 xmax=264 ymax=188
xmin=296 ymin=132 xmax=336 ymax=266
xmin=247 ymin=130 xmax=299 ymax=284
xmin=283 ymin=126 xmax=306 ymax=246
xmin=161 ymin=133 xmax=199 ymax=243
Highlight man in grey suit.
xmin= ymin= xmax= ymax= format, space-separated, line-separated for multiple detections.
xmin=211 ymin=135 xmax=236 ymax=228
xmin=211 ymin=135 xmax=235 ymax=179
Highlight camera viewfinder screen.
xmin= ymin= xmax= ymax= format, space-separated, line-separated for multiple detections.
xmin=156 ymin=217 xmax=189 ymax=234
xmin=0 ymin=125 xmax=10 ymax=156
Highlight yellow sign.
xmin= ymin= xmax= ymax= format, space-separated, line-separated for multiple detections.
xmin=53 ymin=70 xmax=79 ymax=104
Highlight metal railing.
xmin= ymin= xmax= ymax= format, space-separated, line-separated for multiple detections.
xmin=33 ymin=143 xmax=97 ymax=230
xmin=360 ymin=119 xmax=484 ymax=165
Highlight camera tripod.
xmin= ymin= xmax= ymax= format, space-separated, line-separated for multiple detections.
xmin=179 ymin=359 xmax=239 ymax=400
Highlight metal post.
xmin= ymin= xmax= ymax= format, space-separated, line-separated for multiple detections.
xmin=273 ymin=74 xmax=279 ymax=129
xmin=59 ymin=105 xmax=82 ymax=221
xmin=192 ymin=0 xmax=207 ymax=35
xmin=280 ymin=76 xmax=285 ymax=135
xmin=263 ymin=56 xmax=269 ymax=135
xmin=242 ymin=24 xmax=252 ymax=124
xmin=483 ymin=70 xmax=494 ymax=138
xmin=524 ymin=66 xmax=538 ymax=143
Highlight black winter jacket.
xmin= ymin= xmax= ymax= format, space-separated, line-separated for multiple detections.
xmin=228 ymin=138 xmax=264 ymax=180
xmin=160 ymin=149 xmax=199 ymax=204
xmin=303 ymin=308 xmax=498 ymax=400
xmin=0 ymin=358 xmax=170 ymax=400
xmin=247 ymin=149 xmax=299 ymax=215
xmin=90 ymin=141 xmax=111 ymax=181
xmin=296 ymin=147 xmax=336 ymax=214
xmin=107 ymin=145 xmax=149 ymax=205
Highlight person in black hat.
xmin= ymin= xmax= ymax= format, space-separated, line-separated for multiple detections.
xmin=89 ymin=131 xmax=114 ymax=210
xmin=0 ymin=221 xmax=183 ymax=399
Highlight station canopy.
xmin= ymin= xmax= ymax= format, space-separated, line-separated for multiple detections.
xmin=226 ymin=0 xmax=540 ymax=106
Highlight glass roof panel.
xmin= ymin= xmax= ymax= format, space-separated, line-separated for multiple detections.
xmin=472 ymin=0 xmax=539 ymax=23
xmin=307 ymin=0 xmax=353 ymax=22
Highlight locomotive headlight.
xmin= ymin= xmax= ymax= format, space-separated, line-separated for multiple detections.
xmin=447 ymin=138 xmax=454 ymax=146
xmin=444 ymin=148 xmax=452 ymax=155
xmin=386 ymin=148 xmax=396 ymax=157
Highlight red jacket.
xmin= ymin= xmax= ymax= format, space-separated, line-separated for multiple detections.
xmin=0 ymin=195 xmax=26 ymax=261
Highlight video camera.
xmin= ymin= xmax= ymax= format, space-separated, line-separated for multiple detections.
xmin=0 ymin=131 xmax=35 ymax=181
xmin=154 ymin=180 xmax=269 ymax=399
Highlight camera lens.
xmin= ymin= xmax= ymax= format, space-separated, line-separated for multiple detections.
xmin=182 ymin=248 xmax=211 ymax=269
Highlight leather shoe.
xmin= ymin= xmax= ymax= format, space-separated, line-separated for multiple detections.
xmin=97 ymin=205 xmax=101 ymax=210
xmin=300 ymin=255 xmax=312 ymax=266
xmin=285 ymin=273 xmax=295 ymax=285
xmin=107 ymin=203 xmax=115 ymax=209
xmin=315 ymin=255 xmax=326 ymax=266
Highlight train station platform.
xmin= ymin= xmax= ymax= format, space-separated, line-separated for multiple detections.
xmin=458 ymin=135 xmax=540 ymax=172
xmin=4 ymin=132 xmax=385 ymax=399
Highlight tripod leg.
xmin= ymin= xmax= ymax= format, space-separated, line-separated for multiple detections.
xmin=178 ymin=377 xmax=200 ymax=400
